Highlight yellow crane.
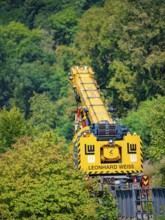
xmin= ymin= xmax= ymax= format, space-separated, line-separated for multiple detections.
xmin=70 ymin=66 xmax=144 ymax=187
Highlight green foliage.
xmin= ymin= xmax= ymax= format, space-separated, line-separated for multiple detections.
xmin=0 ymin=22 xmax=46 ymax=110
xmin=72 ymin=0 xmax=165 ymax=110
xmin=0 ymin=0 xmax=164 ymax=218
xmin=27 ymin=87 xmax=76 ymax=141
xmin=28 ymin=93 xmax=57 ymax=135
xmin=9 ymin=63 xmax=62 ymax=115
xmin=145 ymin=157 xmax=165 ymax=187
xmin=122 ymin=95 xmax=165 ymax=161
xmin=0 ymin=21 xmax=44 ymax=63
xmin=121 ymin=100 xmax=153 ymax=148
xmin=0 ymin=0 xmax=24 ymax=25
xmin=107 ymin=61 xmax=137 ymax=110
xmin=0 ymin=22 xmax=65 ymax=116
xmin=49 ymin=7 xmax=79 ymax=46
xmin=55 ymin=45 xmax=82 ymax=72
xmin=0 ymin=0 xmax=105 ymax=28
xmin=157 ymin=213 xmax=165 ymax=220
xmin=0 ymin=21 xmax=75 ymax=141
xmin=0 ymin=107 xmax=27 ymax=152
xmin=74 ymin=7 xmax=106 ymax=66
xmin=54 ymin=96 xmax=76 ymax=141
xmin=0 ymin=132 xmax=97 ymax=219
xmin=96 ymin=186 xmax=118 ymax=220
xmin=147 ymin=95 xmax=165 ymax=161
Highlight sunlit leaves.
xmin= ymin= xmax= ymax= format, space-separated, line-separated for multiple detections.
xmin=107 ymin=61 xmax=137 ymax=109
xmin=96 ymin=185 xmax=118 ymax=220
xmin=28 ymin=93 xmax=57 ymax=134
xmin=148 ymin=95 xmax=165 ymax=161
xmin=122 ymin=95 xmax=165 ymax=161
xmin=75 ymin=7 xmax=105 ymax=66
xmin=0 ymin=132 xmax=97 ymax=219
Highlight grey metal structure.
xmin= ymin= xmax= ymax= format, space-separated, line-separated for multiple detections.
xmin=152 ymin=188 xmax=165 ymax=218
xmin=116 ymin=189 xmax=135 ymax=219
xmin=115 ymin=187 xmax=165 ymax=220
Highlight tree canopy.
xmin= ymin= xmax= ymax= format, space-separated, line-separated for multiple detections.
xmin=72 ymin=0 xmax=165 ymax=110
xmin=121 ymin=95 xmax=165 ymax=162
xmin=0 ymin=132 xmax=98 ymax=219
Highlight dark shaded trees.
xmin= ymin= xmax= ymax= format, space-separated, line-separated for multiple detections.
xmin=0 ymin=22 xmax=64 ymax=116
xmin=0 ymin=107 xmax=27 ymax=152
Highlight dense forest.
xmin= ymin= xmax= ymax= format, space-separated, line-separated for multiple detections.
xmin=0 ymin=0 xmax=164 ymax=219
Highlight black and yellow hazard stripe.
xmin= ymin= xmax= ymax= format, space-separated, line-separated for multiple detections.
xmin=141 ymin=175 xmax=149 ymax=188
xmin=88 ymin=170 xmax=143 ymax=175
xmin=78 ymin=142 xmax=81 ymax=170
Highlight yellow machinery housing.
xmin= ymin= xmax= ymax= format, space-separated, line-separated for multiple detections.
xmin=70 ymin=66 xmax=143 ymax=186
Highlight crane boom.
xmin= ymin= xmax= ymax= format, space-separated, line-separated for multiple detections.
xmin=71 ymin=66 xmax=113 ymax=124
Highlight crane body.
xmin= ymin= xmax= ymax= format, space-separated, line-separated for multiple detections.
xmin=70 ymin=66 xmax=145 ymax=187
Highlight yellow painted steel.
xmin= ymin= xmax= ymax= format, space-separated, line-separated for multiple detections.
xmin=74 ymin=130 xmax=143 ymax=175
xmin=71 ymin=66 xmax=113 ymax=124
xmin=70 ymin=66 xmax=143 ymax=176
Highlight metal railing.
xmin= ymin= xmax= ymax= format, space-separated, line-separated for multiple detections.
xmin=115 ymin=187 xmax=165 ymax=220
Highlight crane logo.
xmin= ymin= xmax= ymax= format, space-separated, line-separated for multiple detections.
xmin=85 ymin=144 xmax=95 ymax=155
xmin=127 ymin=143 xmax=137 ymax=154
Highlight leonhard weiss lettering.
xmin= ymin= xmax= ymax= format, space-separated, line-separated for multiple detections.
xmin=88 ymin=164 xmax=134 ymax=170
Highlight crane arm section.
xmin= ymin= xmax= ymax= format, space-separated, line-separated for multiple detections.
xmin=70 ymin=66 xmax=113 ymax=124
